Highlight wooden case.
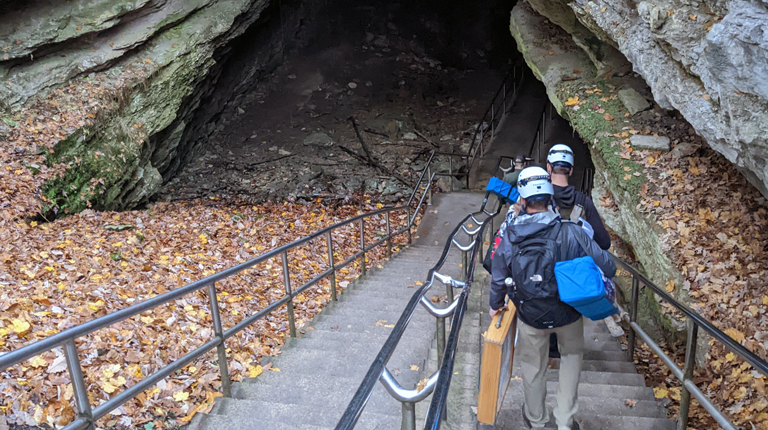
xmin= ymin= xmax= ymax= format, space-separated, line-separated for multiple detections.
xmin=477 ymin=304 xmax=517 ymax=425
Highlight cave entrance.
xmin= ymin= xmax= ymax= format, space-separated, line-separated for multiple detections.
xmin=155 ymin=0 xmax=520 ymax=204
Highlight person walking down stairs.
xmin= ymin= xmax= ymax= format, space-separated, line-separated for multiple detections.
xmin=489 ymin=167 xmax=617 ymax=430
xmin=547 ymin=144 xmax=611 ymax=251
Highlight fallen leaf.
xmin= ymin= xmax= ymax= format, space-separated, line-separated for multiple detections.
xmin=173 ymin=391 xmax=190 ymax=402
xmin=724 ymin=328 xmax=745 ymax=343
xmin=565 ymin=97 xmax=580 ymax=106
xmin=625 ymin=399 xmax=638 ymax=408
xmin=654 ymin=387 xmax=668 ymax=399
xmin=410 ymin=365 xmax=419 ymax=371
xmin=665 ymin=280 xmax=675 ymax=292
xmin=603 ymin=113 xmax=614 ymax=121
xmin=11 ymin=319 xmax=31 ymax=335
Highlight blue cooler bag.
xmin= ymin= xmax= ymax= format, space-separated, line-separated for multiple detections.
xmin=486 ymin=177 xmax=519 ymax=205
xmin=555 ymin=256 xmax=617 ymax=320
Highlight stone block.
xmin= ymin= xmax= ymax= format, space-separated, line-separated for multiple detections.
xmin=630 ymin=134 xmax=670 ymax=151
xmin=618 ymin=88 xmax=651 ymax=115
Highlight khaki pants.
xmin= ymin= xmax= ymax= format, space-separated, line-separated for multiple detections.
xmin=518 ymin=317 xmax=584 ymax=428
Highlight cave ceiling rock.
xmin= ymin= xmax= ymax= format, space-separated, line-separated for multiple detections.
xmin=566 ymin=0 xmax=768 ymax=197
xmin=1 ymin=0 xmax=272 ymax=212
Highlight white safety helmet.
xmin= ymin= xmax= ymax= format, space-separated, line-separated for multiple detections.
xmin=547 ymin=144 xmax=574 ymax=167
xmin=517 ymin=166 xmax=554 ymax=199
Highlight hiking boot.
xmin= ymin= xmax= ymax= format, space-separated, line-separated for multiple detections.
xmin=557 ymin=422 xmax=580 ymax=430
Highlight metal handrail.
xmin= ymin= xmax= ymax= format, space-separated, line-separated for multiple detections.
xmin=0 ymin=168 xmax=438 ymax=430
xmin=335 ymin=204 xmax=502 ymax=430
xmin=464 ymin=61 xmax=525 ymax=188
xmin=614 ymin=256 xmax=768 ymax=430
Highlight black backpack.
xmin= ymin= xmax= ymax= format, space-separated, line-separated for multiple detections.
xmin=507 ymin=222 xmax=578 ymax=329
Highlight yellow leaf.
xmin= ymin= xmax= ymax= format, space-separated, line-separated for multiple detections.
xmin=623 ymin=174 xmax=632 ymax=181
xmin=653 ymin=387 xmax=668 ymax=399
xmin=724 ymin=328 xmax=745 ymax=343
xmin=269 ymin=367 xmax=281 ymax=372
xmin=11 ymin=319 xmax=31 ymax=335
xmin=376 ymin=203 xmax=383 ymax=209
xmin=762 ymin=296 xmax=768 ymax=306
xmin=28 ymin=356 xmax=47 ymax=368
xmin=110 ymin=376 xmax=126 ymax=387
xmin=384 ymin=324 xmax=395 ymax=328
xmin=726 ymin=352 xmax=736 ymax=362
xmin=410 ymin=365 xmax=419 ymax=371
xmin=173 ymin=391 xmax=190 ymax=402
xmin=665 ymin=280 xmax=675 ymax=292
xmin=248 ymin=365 xmax=263 ymax=378
xmin=689 ymin=166 xmax=700 ymax=175
xmin=623 ymin=166 xmax=631 ymax=172
xmin=415 ymin=281 xmax=423 ymax=286
xmin=102 ymin=381 xmax=117 ymax=394
xmin=30 ymin=221 xmax=38 ymax=228
xmin=647 ymin=157 xmax=655 ymax=165
xmin=564 ymin=96 xmax=580 ymax=106
xmin=140 ymin=316 xmax=154 ymax=324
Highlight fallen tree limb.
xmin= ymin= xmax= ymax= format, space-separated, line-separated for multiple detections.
xmin=337 ymin=145 xmax=411 ymax=187
xmin=414 ymin=129 xmax=440 ymax=148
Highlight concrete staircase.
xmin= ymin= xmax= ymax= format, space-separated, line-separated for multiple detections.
xmin=489 ymin=317 xmax=674 ymax=430
xmin=187 ymin=243 xmax=464 ymax=430
xmin=187 ymin=191 xmax=676 ymax=430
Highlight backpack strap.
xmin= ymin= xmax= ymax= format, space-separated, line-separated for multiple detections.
xmin=570 ymin=204 xmax=584 ymax=223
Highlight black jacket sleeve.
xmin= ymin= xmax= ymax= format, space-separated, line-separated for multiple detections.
xmin=567 ymin=224 xmax=617 ymax=278
xmin=583 ymin=195 xmax=611 ymax=250
xmin=489 ymin=241 xmax=512 ymax=311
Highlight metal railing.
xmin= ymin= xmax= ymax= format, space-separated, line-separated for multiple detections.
xmin=335 ymin=192 xmax=502 ymax=430
xmin=463 ymin=60 xmax=525 ymax=188
xmin=0 ymin=177 xmax=437 ymax=430
xmin=574 ymin=157 xmax=766 ymax=429
xmin=615 ymin=257 xmax=768 ymax=430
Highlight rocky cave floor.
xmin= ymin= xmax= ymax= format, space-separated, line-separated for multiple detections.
xmin=157 ymin=27 xmax=502 ymax=205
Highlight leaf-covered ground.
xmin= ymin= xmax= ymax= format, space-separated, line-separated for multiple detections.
xmin=0 ymin=197 xmax=420 ymax=428
xmin=563 ymin=83 xmax=768 ymax=428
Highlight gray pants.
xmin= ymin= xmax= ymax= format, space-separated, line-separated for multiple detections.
xmin=518 ymin=317 xmax=584 ymax=428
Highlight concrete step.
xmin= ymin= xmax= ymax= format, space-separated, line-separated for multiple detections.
xmin=207 ymin=397 xmax=398 ymax=429
xmin=544 ymin=395 xmax=667 ymax=419
xmin=188 ymin=413 xmax=328 ymax=430
xmin=546 ymin=382 xmax=657 ymax=401
xmin=546 ymin=369 xmax=646 ymax=386
xmin=577 ymin=414 xmax=676 ymax=430
xmin=233 ymin=376 xmax=408 ymax=416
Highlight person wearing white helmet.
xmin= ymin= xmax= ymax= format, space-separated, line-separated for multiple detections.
xmin=489 ymin=167 xmax=616 ymax=430
xmin=547 ymin=144 xmax=611 ymax=251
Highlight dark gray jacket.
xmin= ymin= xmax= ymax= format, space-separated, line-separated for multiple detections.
xmin=489 ymin=210 xmax=617 ymax=328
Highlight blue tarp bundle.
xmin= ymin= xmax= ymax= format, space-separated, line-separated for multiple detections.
xmin=486 ymin=177 xmax=519 ymax=205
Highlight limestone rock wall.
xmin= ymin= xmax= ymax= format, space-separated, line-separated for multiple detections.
xmin=568 ymin=0 xmax=768 ymax=197
xmin=0 ymin=0 xmax=300 ymax=213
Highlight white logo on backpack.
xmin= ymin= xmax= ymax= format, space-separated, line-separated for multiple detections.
xmin=529 ymin=274 xmax=543 ymax=282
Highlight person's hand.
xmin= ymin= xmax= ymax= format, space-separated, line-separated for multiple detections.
xmin=489 ymin=305 xmax=508 ymax=317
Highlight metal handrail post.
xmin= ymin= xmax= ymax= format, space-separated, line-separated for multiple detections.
xmin=461 ymin=250 xmax=468 ymax=281
xmin=386 ymin=212 xmax=392 ymax=259
xmin=65 ymin=340 xmax=95 ymax=430
xmin=627 ymin=276 xmax=640 ymax=360
xmin=437 ymin=316 xmax=446 ymax=368
xmin=503 ymin=83 xmax=507 ymax=112
xmin=281 ymin=252 xmax=297 ymax=338
xmin=402 ymin=402 xmax=416 ymax=430
xmin=327 ymin=231 xmax=337 ymax=301
xmin=491 ymin=104 xmax=495 ymax=145
xmin=360 ymin=218 xmax=367 ymax=276
xmin=678 ymin=318 xmax=699 ymax=430
xmin=207 ymin=283 xmax=232 ymax=397
xmin=407 ymin=206 xmax=413 ymax=244
xmin=427 ymin=167 xmax=432 ymax=205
